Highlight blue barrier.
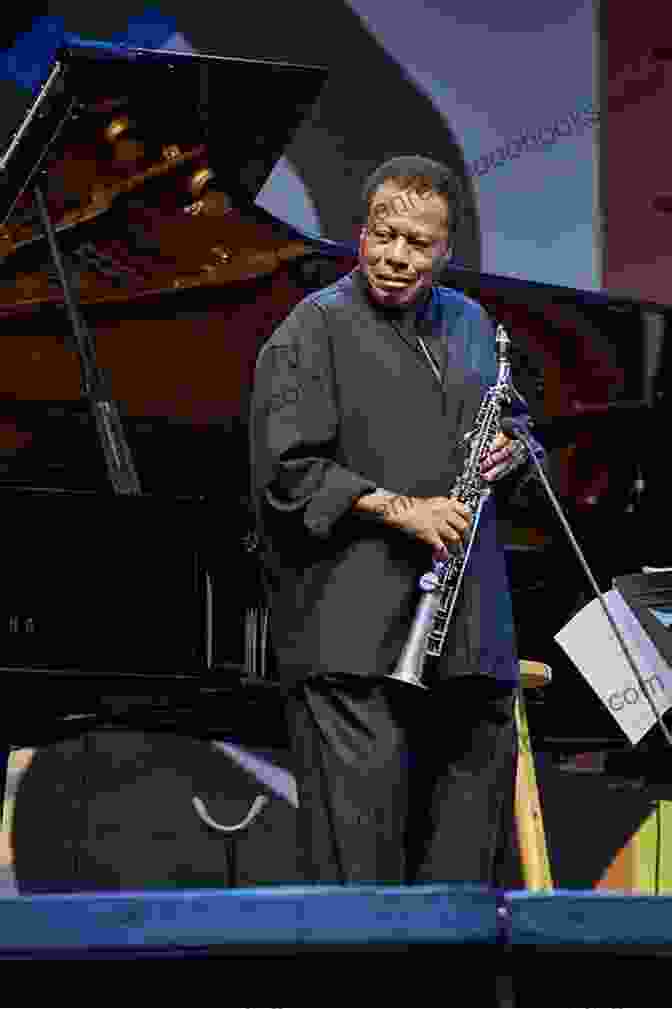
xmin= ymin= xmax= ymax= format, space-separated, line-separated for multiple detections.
xmin=0 ymin=885 xmax=498 ymax=954
xmin=507 ymin=888 xmax=672 ymax=947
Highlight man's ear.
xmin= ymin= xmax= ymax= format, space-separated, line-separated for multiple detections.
xmin=358 ymin=227 xmax=366 ymax=258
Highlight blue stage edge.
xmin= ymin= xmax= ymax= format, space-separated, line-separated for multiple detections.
xmin=509 ymin=889 xmax=672 ymax=948
xmin=0 ymin=885 xmax=498 ymax=954
xmin=0 ymin=885 xmax=672 ymax=956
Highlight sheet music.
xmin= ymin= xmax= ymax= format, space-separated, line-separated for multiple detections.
xmin=555 ymin=587 xmax=672 ymax=745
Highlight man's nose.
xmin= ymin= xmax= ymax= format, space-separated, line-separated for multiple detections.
xmin=385 ymin=236 xmax=410 ymax=265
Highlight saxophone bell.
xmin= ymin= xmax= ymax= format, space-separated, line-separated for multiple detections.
xmin=386 ymin=670 xmax=429 ymax=689
xmin=385 ymin=559 xmax=447 ymax=689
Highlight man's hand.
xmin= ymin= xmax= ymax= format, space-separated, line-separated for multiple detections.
xmin=379 ymin=494 xmax=472 ymax=559
xmin=480 ymin=432 xmax=528 ymax=482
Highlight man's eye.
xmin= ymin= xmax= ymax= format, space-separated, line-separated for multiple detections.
xmin=370 ymin=230 xmax=431 ymax=247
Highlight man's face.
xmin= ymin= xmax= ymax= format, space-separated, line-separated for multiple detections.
xmin=359 ymin=179 xmax=452 ymax=308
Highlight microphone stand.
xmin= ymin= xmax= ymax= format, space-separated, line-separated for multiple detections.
xmin=504 ymin=419 xmax=672 ymax=748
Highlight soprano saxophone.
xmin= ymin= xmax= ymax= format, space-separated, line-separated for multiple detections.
xmin=387 ymin=324 xmax=523 ymax=689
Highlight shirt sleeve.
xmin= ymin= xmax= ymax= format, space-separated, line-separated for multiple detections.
xmin=249 ymin=299 xmax=377 ymax=540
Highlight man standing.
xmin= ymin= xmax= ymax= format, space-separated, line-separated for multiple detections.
xmin=249 ymin=156 xmax=545 ymax=886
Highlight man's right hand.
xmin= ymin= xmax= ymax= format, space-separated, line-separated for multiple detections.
xmin=381 ymin=495 xmax=472 ymax=558
xmin=354 ymin=491 xmax=472 ymax=559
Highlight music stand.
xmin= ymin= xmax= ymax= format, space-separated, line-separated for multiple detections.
xmin=614 ymin=571 xmax=672 ymax=671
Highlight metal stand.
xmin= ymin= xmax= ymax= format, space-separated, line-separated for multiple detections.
xmin=505 ymin=419 xmax=672 ymax=747
xmin=33 ymin=181 xmax=141 ymax=495
xmin=244 ymin=606 xmax=270 ymax=679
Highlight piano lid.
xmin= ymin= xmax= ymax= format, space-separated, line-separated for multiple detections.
xmin=0 ymin=35 xmax=328 ymax=234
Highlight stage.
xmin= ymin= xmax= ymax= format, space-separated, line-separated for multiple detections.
xmin=0 ymin=884 xmax=671 ymax=1005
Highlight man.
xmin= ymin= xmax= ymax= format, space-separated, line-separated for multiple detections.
xmin=249 ymin=155 xmax=545 ymax=886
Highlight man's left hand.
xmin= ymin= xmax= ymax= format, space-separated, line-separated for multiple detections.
xmin=480 ymin=432 xmax=528 ymax=482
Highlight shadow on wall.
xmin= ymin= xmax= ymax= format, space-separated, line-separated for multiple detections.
xmin=0 ymin=3 xmax=481 ymax=268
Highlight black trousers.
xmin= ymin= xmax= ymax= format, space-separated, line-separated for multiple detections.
xmin=284 ymin=674 xmax=517 ymax=886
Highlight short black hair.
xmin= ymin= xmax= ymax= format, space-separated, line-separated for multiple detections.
xmin=361 ymin=155 xmax=463 ymax=235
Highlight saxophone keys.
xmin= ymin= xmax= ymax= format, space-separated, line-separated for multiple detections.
xmin=419 ymin=571 xmax=441 ymax=592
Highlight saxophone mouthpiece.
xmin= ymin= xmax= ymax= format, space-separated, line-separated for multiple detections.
xmin=495 ymin=324 xmax=510 ymax=357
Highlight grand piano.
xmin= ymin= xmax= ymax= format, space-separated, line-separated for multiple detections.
xmin=0 ymin=37 xmax=671 ymax=884
xmin=0 ymin=39 xmax=368 ymax=773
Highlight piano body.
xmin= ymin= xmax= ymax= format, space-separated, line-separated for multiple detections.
xmin=0 ymin=37 xmax=671 ymax=894
xmin=0 ymin=40 xmax=361 ymax=757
